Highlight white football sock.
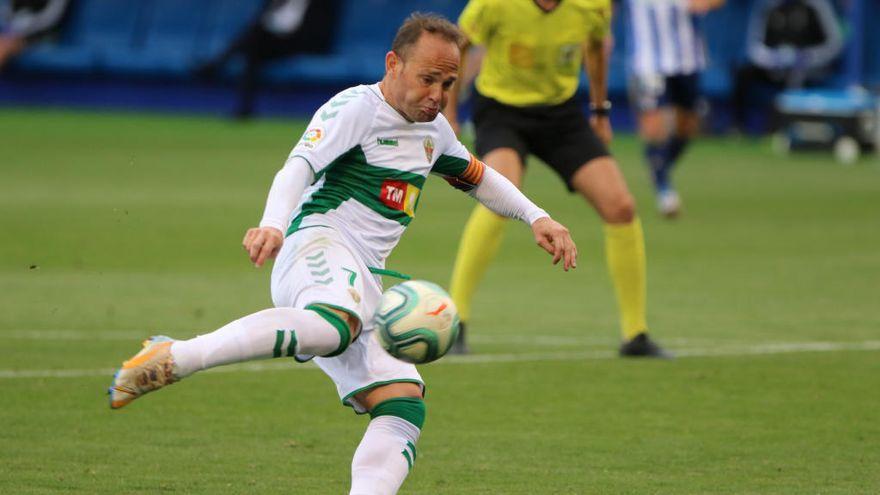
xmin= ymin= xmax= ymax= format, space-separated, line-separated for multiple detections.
xmin=170 ymin=307 xmax=345 ymax=377
xmin=350 ymin=415 xmax=421 ymax=495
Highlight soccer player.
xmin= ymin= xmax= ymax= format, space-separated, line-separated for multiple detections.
xmin=109 ymin=14 xmax=576 ymax=495
xmin=445 ymin=0 xmax=670 ymax=357
xmin=624 ymin=0 xmax=724 ymax=216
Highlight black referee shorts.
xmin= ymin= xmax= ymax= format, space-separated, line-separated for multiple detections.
xmin=472 ymin=90 xmax=610 ymax=191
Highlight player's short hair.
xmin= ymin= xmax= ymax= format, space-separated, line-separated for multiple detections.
xmin=391 ymin=13 xmax=463 ymax=59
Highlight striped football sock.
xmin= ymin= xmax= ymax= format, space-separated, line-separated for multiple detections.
xmin=350 ymin=398 xmax=425 ymax=495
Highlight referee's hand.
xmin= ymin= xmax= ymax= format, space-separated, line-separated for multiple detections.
xmin=242 ymin=226 xmax=283 ymax=268
xmin=590 ymin=115 xmax=613 ymax=145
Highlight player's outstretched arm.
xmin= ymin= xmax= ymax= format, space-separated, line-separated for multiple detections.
xmin=461 ymin=164 xmax=578 ymax=271
xmin=243 ymin=156 xmax=315 ymax=267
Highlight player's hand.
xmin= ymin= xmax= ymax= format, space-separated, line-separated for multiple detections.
xmin=531 ymin=217 xmax=578 ymax=271
xmin=242 ymin=226 xmax=283 ymax=267
xmin=590 ymin=115 xmax=613 ymax=145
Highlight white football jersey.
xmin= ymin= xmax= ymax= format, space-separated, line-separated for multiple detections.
xmin=286 ymin=84 xmax=484 ymax=270
xmin=624 ymin=0 xmax=707 ymax=77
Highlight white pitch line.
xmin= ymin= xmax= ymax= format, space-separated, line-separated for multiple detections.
xmin=0 ymin=330 xmax=726 ymax=347
xmin=1 ymin=330 xmax=149 ymax=341
xmin=1 ymin=340 xmax=879 ymax=379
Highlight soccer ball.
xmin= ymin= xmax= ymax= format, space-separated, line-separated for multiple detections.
xmin=374 ymin=280 xmax=460 ymax=364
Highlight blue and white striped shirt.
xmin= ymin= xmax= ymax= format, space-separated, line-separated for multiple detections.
xmin=624 ymin=0 xmax=707 ymax=77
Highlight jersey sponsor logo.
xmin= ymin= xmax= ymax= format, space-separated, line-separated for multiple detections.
xmin=423 ymin=136 xmax=434 ymax=163
xmin=377 ymin=137 xmax=399 ymax=147
xmin=380 ymin=180 xmax=420 ymax=217
xmin=298 ymin=127 xmax=325 ymax=150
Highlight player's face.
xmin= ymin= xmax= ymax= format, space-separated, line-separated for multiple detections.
xmin=386 ymin=33 xmax=459 ymax=122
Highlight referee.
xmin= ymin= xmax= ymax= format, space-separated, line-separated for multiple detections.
xmin=445 ymin=0 xmax=670 ymax=357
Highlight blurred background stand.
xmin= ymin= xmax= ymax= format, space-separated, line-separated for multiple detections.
xmin=193 ymin=0 xmax=341 ymax=119
xmin=1 ymin=0 xmax=879 ymax=140
xmin=0 ymin=0 xmax=70 ymax=69
xmin=771 ymin=0 xmax=879 ymax=163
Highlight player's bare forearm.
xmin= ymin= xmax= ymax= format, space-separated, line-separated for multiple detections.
xmin=531 ymin=217 xmax=578 ymax=272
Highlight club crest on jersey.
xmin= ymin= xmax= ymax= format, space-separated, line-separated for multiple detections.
xmin=380 ymin=180 xmax=420 ymax=217
xmin=423 ymin=136 xmax=434 ymax=163
xmin=298 ymin=127 xmax=324 ymax=150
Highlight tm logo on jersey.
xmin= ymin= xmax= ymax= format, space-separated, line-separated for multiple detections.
xmin=380 ymin=180 xmax=420 ymax=217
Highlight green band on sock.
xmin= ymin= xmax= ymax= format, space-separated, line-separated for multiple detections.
xmin=369 ymin=397 xmax=426 ymax=429
xmin=272 ymin=330 xmax=284 ymax=358
xmin=305 ymin=304 xmax=351 ymax=357
xmin=406 ymin=440 xmax=417 ymax=461
xmin=286 ymin=330 xmax=298 ymax=358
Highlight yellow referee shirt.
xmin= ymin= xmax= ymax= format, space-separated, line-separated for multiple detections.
xmin=459 ymin=0 xmax=611 ymax=107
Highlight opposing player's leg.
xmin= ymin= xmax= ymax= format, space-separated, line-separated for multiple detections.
xmin=569 ymin=158 xmax=670 ymax=358
xmin=349 ymin=382 xmax=425 ymax=495
xmin=638 ymin=107 xmax=672 ymax=188
xmin=448 ymin=146 xmax=524 ymax=353
xmin=630 ymin=72 xmax=683 ymax=217
xmin=638 ymin=107 xmax=682 ymax=218
xmin=649 ymin=74 xmax=702 ymax=218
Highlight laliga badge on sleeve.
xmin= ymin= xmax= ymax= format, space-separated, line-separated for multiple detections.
xmin=298 ymin=127 xmax=325 ymax=150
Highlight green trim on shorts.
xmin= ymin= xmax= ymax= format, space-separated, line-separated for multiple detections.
xmin=283 ymin=224 xmax=333 ymax=238
xmin=305 ymin=303 xmax=353 ymax=357
xmin=368 ymin=267 xmax=412 ymax=280
xmin=370 ymin=397 xmax=426 ymax=429
xmin=341 ymin=379 xmax=426 ymax=414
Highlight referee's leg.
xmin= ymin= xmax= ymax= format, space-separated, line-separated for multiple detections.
xmin=571 ymin=159 xmax=671 ymax=358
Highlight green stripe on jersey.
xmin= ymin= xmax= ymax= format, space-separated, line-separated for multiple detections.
xmin=287 ymin=146 xmax=427 ymax=235
xmin=431 ymin=153 xmax=470 ymax=177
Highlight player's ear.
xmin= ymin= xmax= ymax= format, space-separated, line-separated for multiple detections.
xmin=385 ymin=51 xmax=400 ymax=77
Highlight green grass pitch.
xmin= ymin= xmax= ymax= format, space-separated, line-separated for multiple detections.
xmin=1 ymin=108 xmax=878 ymax=494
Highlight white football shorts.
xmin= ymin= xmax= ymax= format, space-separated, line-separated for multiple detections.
xmin=270 ymin=226 xmax=423 ymax=413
